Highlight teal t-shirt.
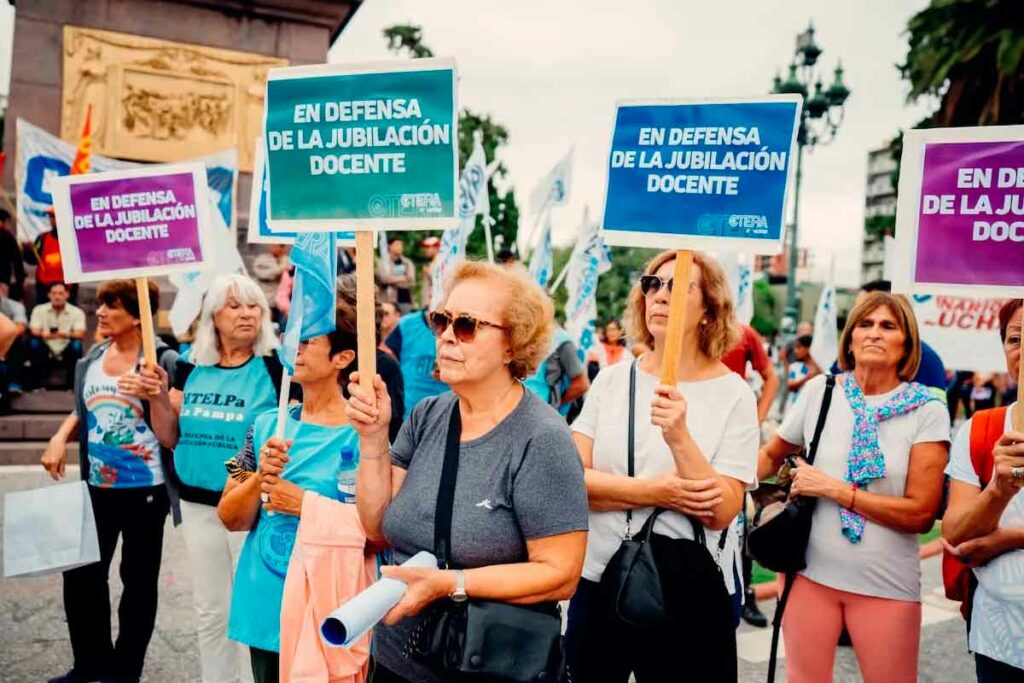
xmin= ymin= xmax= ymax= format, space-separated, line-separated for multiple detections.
xmin=174 ymin=355 xmax=278 ymax=492
xmin=227 ymin=406 xmax=359 ymax=652
xmin=385 ymin=311 xmax=447 ymax=420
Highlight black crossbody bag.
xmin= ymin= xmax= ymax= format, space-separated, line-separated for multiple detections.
xmin=744 ymin=374 xmax=835 ymax=683
xmin=597 ymin=360 xmax=729 ymax=627
xmin=404 ymin=402 xmax=566 ymax=683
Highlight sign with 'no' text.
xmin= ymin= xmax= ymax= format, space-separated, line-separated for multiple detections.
xmin=601 ymin=95 xmax=801 ymax=253
xmin=50 ymin=163 xmax=213 ymax=282
xmin=263 ymin=58 xmax=459 ymax=232
xmin=893 ymin=125 xmax=1024 ymax=297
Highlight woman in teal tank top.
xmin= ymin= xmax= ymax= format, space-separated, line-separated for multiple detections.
xmin=120 ymin=273 xmax=284 ymax=683
xmin=218 ymin=299 xmax=361 ymax=683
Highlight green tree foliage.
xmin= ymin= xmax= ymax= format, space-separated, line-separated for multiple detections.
xmin=901 ymin=0 xmax=1024 ymax=127
xmin=594 ymin=247 xmax=658 ymax=326
xmin=751 ymin=278 xmax=779 ymax=338
xmin=380 ymin=25 xmax=521 ymax=287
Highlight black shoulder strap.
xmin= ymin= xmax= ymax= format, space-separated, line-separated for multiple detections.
xmin=625 ymin=360 xmax=638 ymax=535
xmin=433 ymin=400 xmax=462 ymax=569
xmin=804 ymin=374 xmax=836 ymax=467
xmin=263 ymin=353 xmax=284 ymax=396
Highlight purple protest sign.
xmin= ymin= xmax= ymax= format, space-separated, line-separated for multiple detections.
xmin=912 ymin=139 xmax=1024 ymax=289
xmin=52 ymin=163 xmax=212 ymax=282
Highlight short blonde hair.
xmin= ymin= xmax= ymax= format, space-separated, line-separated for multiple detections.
xmin=626 ymin=250 xmax=739 ymax=361
xmin=838 ymin=291 xmax=922 ymax=380
xmin=441 ymin=261 xmax=553 ymax=380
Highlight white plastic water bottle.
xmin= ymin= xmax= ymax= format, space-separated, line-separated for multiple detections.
xmin=337 ymin=445 xmax=357 ymax=503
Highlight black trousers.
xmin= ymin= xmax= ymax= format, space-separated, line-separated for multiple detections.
xmin=250 ymin=647 xmax=280 ymax=683
xmin=565 ymin=558 xmax=737 ymax=682
xmin=976 ymin=654 xmax=1024 ymax=682
xmin=62 ymin=484 xmax=169 ymax=681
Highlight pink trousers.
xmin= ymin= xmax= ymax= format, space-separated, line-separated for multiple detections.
xmin=782 ymin=575 xmax=921 ymax=683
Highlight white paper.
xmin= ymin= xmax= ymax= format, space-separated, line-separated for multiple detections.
xmin=4 ymin=481 xmax=100 ymax=577
xmin=320 ymin=550 xmax=437 ymax=648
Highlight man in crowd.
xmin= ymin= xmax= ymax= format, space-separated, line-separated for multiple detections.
xmin=721 ymin=323 xmax=779 ymax=627
xmin=385 ymin=308 xmax=447 ymax=420
xmin=0 ymin=208 xmax=26 ymax=301
xmin=0 ymin=282 xmax=28 ymax=398
xmin=24 ymin=208 xmax=77 ymax=306
xmin=252 ymin=243 xmax=289 ymax=326
xmin=524 ymin=317 xmax=590 ymax=419
xmin=379 ymin=301 xmax=401 ymax=351
xmin=28 ymin=282 xmax=85 ymax=390
xmin=377 ymin=236 xmax=416 ymax=313
xmin=419 ymin=235 xmax=440 ymax=309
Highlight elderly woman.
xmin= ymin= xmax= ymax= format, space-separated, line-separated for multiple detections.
xmin=216 ymin=300 xmax=361 ymax=683
xmin=346 ymin=261 xmax=589 ymax=683
xmin=121 ymin=273 xmax=287 ymax=683
xmin=758 ymin=291 xmax=950 ymax=683
xmin=942 ymin=299 xmax=1024 ymax=680
xmin=564 ymin=250 xmax=759 ymax=682
xmin=40 ymin=280 xmax=178 ymax=683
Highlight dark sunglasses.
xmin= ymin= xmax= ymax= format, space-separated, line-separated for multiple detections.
xmin=428 ymin=311 xmax=506 ymax=342
xmin=639 ymin=275 xmax=673 ymax=296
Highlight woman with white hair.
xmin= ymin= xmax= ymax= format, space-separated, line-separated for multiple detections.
xmin=121 ymin=273 xmax=289 ymax=683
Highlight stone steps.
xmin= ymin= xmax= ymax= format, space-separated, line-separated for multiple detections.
xmin=0 ymin=440 xmax=79 ymax=466
xmin=10 ymin=390 xmax=75 ymax=414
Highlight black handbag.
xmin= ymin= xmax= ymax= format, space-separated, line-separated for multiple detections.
xmin=404 ymin=401 xmax=566 ymax=683
xmin=744 ymin=374 xmax=835 ymax=683
xmin=597 ymin=360 xmax=728 ymax=628
xmin=745 ymin=374 xmax=835 ymax=575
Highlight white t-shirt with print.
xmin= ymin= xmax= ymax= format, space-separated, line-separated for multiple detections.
xmin=946 ymin=405 xmax=1024 ymax=670
xmin=572 ymin=360 xmax=759 ymax=593
xmin=777 ymin=374 xmax=950 ymax=602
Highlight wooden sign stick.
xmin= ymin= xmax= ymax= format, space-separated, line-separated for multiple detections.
xmin=135 ymin=277 xmax=158 ymax=367
xmin=1015 ymin=297 xmax=1024 ymax=432
xmin=355 ymin=231 xmax=377 ymax=394
xmin=659 ymin=250 xmax=694 ymax=386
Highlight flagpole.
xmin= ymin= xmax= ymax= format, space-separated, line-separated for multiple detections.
xmin=548 ymin=257 xmax=571 ymax=294
xmin=522 ymin=202 xmax=550 ymax=262
xmin=483 ymin=216 xmax=495 ymax=264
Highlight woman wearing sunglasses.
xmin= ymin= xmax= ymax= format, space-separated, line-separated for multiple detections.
xmin=564 ymin=249 xmax=759 ymax=681
xmin=346 ymin=261 xmax=589 ymax=683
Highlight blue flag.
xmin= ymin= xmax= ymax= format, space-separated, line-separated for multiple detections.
xmin=529 ymin=210 xmax=554 ymax=287
xmin=281 ymin=231 xmax=337 ymax=374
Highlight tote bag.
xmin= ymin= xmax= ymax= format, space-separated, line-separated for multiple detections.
xmin=4 ymin=481 xmax=100 ymax=577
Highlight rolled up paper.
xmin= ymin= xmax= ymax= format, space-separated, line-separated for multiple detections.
xmin=320 ymin=550 xmax=437 ymax=648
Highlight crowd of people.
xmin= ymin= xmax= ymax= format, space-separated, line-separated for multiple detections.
xmin=12 ymin=226 xmax=1021 ymax=683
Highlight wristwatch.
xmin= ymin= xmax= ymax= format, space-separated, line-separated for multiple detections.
xmin=450 ymin=570 xmax=468 ymax=603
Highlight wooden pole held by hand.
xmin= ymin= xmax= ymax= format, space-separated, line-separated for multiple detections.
xmin=659 ymin=250 xmax=693 ymax=386
xmin=355 ymin=231 xmax=377 ymax=394
xmin=135 ymin=277 xmax=157 ymax=367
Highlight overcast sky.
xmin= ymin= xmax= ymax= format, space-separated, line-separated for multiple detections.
xmin=1 ymin=1 xmax=935 ymax=286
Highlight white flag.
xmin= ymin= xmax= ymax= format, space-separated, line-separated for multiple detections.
xmin=529 ymin=148 xmax=572 ymax=216
xmin=810 ymin=283 xmax=838 ymax=371
xmin=529 ymin=211 xmax=553 ymax=287
xmin=719 ymin=253 xmax=754 ymax=326
xmin=564 ymin=216 xmax=607 ymax=362
xmin=430 ymin=138 xmax=489 ymax=311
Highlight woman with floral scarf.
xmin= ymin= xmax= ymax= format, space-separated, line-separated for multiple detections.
xmin=758 ymin=291 xmax=951 ymax=683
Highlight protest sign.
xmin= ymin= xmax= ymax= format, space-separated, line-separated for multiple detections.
xmin=601 ymin=96 xmax=801 ymax=252
xmin=51 ymin=163 xmax=212 ymax=282
xmin=910 ymin=294 xmax=1009 ymax=374
xmin=263 ymin=59 xmax=459 ymax=233
xmin=16 ymin=119 xmax=237 ymax=239
xmin=246 ymin=140 xmax=355 ymax=246
xmin=892 ymin=125 xmax=1024 ymax=298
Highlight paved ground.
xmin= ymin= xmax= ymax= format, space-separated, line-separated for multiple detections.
xmin=0 ymin=466 xmax=976 ymax=682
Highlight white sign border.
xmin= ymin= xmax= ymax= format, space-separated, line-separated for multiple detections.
xmin=599 ymin=94 xmax=803 ymax=255
xmin=263 ymin=57 xmax=459 ymax=233
xmin=51 ymin=162 xmax=214 ymax=283
xmin=892 ymin=124 xmax=1024 ymax=298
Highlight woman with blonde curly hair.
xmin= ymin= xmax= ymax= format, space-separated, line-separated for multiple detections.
xmin=564 ymin=249 xmax=760 ymax=682
xmin=346 ymin=261 xmax=589 ymax=683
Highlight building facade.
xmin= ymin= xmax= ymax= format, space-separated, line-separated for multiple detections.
xmin=862 ymin=140 xmax=898 ymax=283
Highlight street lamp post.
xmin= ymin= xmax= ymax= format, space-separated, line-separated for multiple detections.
xmin=771 ymin=22 xmax=850 ymax=342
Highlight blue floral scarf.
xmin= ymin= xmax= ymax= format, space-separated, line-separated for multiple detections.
xmin=839 ymin=372 xmax=938 ymax=543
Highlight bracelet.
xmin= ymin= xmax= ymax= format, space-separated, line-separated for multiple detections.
xmin=850 ymin=485 xmax=858 ymax=510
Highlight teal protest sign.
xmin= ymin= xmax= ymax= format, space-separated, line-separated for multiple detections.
xmin=263 ymin=59 xmax=458 ymax=232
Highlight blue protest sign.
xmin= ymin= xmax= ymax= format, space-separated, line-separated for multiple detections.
xmin=246 ymin=141 xmax=354 ymax=246
xmin=263 ymin=59 xmax=458 ymax=232
xmin=601 ymin=96 xmax=801 ymax=253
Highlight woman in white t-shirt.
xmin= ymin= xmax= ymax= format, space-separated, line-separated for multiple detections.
xmin=758 ymin=291 xmax=950 ymax=683
xmin=943 ymin=298 xmax=1024 ymax=680
xmin=565 ymin=250 xmax=759 ymax=682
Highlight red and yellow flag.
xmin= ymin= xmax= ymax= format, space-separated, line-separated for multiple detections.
xmin=69 ymin=104 xmax=92 ymax=175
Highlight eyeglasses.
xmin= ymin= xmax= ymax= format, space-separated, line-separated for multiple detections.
xmin=639 ymin=275 xmax=673 ymax=296
xmin=428 ymin=311 xmax=506 ymax=343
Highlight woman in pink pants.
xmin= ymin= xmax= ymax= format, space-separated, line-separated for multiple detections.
xmin=759 ymin=291 xmax=951 ymax=682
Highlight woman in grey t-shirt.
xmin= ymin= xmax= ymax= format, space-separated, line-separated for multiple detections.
xmin=347 ymin=261 xmax=589 ymax=683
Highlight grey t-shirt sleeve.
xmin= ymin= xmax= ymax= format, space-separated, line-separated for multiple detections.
xmin=513 ymin=422 xmax=589 ymax=539
xmin=390 ymin=393 xmax=444 ymax=469
xmin=557 ymin=341 xmax=584 ymax=378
